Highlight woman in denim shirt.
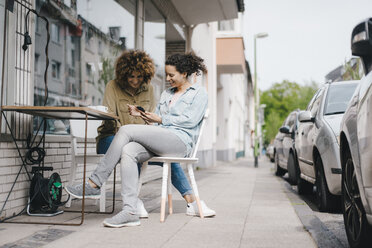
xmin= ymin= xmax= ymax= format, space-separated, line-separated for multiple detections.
xmin=66 ymin=53 xmax=215 ymax=228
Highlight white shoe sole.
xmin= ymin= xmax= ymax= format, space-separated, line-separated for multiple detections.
xmin=65 ymin=187 xmax=101 ymax=200
xmin=103 ymin=220 xmax=141 ymax=228
xmin=138 ymin=213 xmax=149 ymax=218
xmin=186 ymin=212 xmax=216 ymax=217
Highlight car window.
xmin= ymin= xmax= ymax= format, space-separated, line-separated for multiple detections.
xmin=282 ymin=118 xmax=287 ymax=126
xmin=286 ymin=113 xmax=296 ymax=128
xmin=324 ymin=83 xmax=358 ymax=115
xmin=310 ymin=89 xmax=324 ymax=116
xmin=306 ymin=88 xmax=322 ymax=111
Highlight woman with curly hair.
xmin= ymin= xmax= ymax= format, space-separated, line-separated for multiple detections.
xmin=96 ymin=50 xmax=156 ymax=153
xmin=66 ymin=52 xmax=215 ymax=228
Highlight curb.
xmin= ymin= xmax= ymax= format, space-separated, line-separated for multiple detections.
xmin=282 ymin=180 xmax=347 ymax=248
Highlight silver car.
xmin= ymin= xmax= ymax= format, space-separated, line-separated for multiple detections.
xmin=295 ymin=80 xmax=358 ymax=212
xmin=340 ymin=18 xmax=372 ymax=248
xmin=273 ymin=110 xmax=301 ymax=184
xmin=266 ymin=144 xmax=275 ymax=162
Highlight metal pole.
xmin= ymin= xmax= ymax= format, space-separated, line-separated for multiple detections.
xmin=254 ymin=37 xmax=259 ymax=167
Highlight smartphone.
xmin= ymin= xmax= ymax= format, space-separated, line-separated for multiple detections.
xmin=136 ymin=106 xmax=145 ymax=112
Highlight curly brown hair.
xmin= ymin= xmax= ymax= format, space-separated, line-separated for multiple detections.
xmin=115 ymin=50 xmax=155 ymax=87
xmin=165 ymin=52 xmax=207 ymax=77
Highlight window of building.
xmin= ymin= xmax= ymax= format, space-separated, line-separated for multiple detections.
xmin=85 ymin=27 xmax=93 ymax=47
xmin=218 ymin=19 xmax=235 ymax=31
xmin=98 ymin=40 xmax=103 ymax=54
xmin=86 ymin=63 xmax=94 ymax=84
xmin=51 ymin=23 xmax=60 ymax=43
xmin=35 ymin=16 xmax=41 ymax=33
xmin=86 ymin=63 xmax=92 ymax=76
xmin=34 ymin=53 xmax=39 ymax=74
xmin=51 ymin=61 xmax=61 ymax=79
xmin=71 ymin=49 xmax=75 ymax=67
xmin=69 ymin=68 xmax=75 ymax=77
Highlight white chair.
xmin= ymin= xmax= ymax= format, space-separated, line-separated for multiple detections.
xmin=138 ymin=109 xmax=209 ymax=222
xmin=66 ymin=110 xmax=107 ymax=212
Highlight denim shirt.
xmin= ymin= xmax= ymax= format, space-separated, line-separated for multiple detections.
xmin=155 ymin=84 xmax=208 ymax=156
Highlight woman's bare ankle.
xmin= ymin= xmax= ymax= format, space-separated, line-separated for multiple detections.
xmin=184 ymin=194 xmax=195 ymax=203
xmin=88 ymin=179 xmax=98 ymax=188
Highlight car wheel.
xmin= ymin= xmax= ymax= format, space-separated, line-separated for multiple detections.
xmin=342 ymin=155 xmax=372 ymax=248
xmin=287 ymin=152 xmax=297 ymax=185
xmin=275 ymin=152 xmax=286 ymax=176
xmin=315 ymin=155 xmax=338 ymax=212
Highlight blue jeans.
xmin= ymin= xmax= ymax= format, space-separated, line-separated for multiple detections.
xmin=97 ymin=135 xmax=193 ymax=196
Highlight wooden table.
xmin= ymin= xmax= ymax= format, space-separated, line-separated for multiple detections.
xmin=0 ymin=106 xmax=119 ymax=225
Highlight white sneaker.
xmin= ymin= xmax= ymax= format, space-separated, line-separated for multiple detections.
xmin=186 ymin=200 xmax=216 ymax=217
xmin=136 ymin=199 xmax=149 ymax=218
xmin=103 ymin=210 xmax=140 ymax=228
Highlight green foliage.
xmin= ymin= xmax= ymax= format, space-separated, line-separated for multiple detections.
xmin=265 ymin=111 xmax=281 ymax=146
xmin=100 ymin=57 xmax=115 ymax=86
xmin=342 ymin=58 xmax=362 ymax=81
xmin=261 ymin=80 xmax=318 ymax=145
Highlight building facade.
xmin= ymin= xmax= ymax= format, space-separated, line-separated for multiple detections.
xmin=215 ymin=14 xmax=254 ymax=161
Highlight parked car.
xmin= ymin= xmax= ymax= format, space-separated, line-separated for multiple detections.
xmin=266 ymin=144 xmax=275 ymax=162
xmin=295 ymin=80 xmax=359 ymax=212
xmin=273 ymin=110 xmax=301 ymax=184
xmin=339 ymin=18 xmax=372 ymax=248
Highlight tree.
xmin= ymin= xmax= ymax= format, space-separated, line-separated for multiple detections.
xmin=260 ymin=80 xmax=318 ymax=145
xmin=342 ymin=58 xmax=362 ymax=81
xmin=100 ymin=57 xmax=115 ymax=87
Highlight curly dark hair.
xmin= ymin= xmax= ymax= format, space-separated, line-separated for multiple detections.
xmin=165 ymin=52 xmax=207 ymax=77
xmin=115 ymin=50 xmax=155 ymax=87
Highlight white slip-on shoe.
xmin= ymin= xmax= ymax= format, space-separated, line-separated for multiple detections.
xmin=186 ymin=200 xmax=216 ymax=217
xmin=136 ymin=199 xmax=149 ymax=218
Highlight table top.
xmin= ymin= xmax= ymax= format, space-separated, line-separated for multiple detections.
xmin=1 ymin=106 xmax=119 ymax=120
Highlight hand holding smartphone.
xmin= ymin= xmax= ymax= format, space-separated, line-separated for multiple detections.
xmin=136 ymin=106 xmax=145 ymax=112
xmin=136 ymin=106 xmax=149 ymax=124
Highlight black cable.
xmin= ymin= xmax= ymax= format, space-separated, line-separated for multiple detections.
xmin=25 ymin=144 xmax=46 ymax=165
xmin=24 ymin=8 xmax=50 ymax=106
xmin=21 ymin=7 xmax=50 ymax=166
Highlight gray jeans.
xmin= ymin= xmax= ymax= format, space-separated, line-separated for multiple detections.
xmin=90 ymin=124 xmax=187 ymax=214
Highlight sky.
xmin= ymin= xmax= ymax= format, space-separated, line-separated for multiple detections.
xmin=243 ymin=0 xmax=372 ymax=90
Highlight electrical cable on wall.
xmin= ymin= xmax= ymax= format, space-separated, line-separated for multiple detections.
xmin=23 ymin=8 xmax=50 ymax=106
xmin=22 ymin=8 xmax=50 ymax=167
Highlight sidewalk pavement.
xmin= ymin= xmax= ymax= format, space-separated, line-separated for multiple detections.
xmin=0 ymin=158 xmax=317 ymax=248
